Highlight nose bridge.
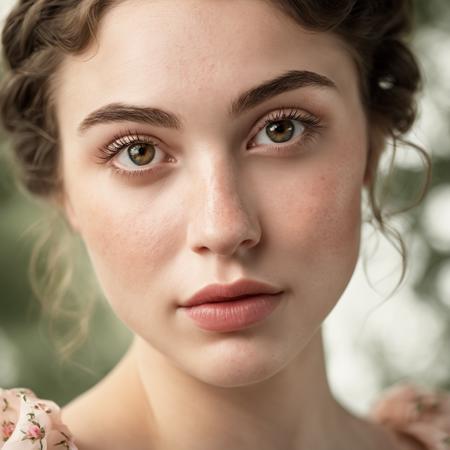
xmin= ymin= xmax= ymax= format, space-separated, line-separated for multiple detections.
xmin=187 ymin=153 xmax=260 ymax=256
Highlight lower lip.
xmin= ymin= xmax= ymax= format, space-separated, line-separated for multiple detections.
xmin=180 ymin=293 xmax=283 ymax=332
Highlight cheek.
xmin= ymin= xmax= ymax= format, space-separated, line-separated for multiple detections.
xmin=77 ymin=193 xmax=179 ymax=309
xmin=273 ymin=163 xmax=363 ymax=315
xmin=275 ymin=132 xmax=365 ymax=266
xmin=302 ymin=173 xmax=362 ymax=261
xmin=78 ymin=171 xmax=362 ymax=275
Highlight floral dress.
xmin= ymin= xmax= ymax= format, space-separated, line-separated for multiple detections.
xmin=1 ymin=382 xmax=450 ymax=450
xmin=0 ymin=388 xmax=76 ymax=450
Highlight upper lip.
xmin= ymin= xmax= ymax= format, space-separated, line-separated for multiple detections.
xmin=181 ymin=278 xmax=283 ymax=307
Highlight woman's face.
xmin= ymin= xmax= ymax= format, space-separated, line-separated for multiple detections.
xmin=55 ymin=0 xmax=368 ymax=385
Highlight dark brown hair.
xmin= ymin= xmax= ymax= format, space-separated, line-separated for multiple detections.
xmin=0 ymin=0 xmax=431 ymax=358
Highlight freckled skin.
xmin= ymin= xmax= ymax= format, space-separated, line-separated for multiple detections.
xmin=54 ymin=1 xmax=396 ymax=449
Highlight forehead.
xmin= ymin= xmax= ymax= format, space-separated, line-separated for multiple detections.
xmin=55 ymin=0 xmax=359 ymax=132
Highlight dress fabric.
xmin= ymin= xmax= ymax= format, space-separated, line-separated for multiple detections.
xmin=1 ymin=382 xmax=450 ymax=450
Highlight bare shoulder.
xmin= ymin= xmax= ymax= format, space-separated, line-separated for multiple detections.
xmin=61 ymin=379 xmax=157 ymax=450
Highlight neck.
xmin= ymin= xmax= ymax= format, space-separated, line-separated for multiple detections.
xmin=63 ymin=329 xmax=409 ymax=450
xmin=124 ymin=330 xmax=397 ymax=450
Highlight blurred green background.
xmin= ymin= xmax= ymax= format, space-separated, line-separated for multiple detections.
xmin=0 ymin=0 xmax=449 ymax=411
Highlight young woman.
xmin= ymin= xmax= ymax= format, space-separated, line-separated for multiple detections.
xmin=0 ymin=1 xmax=449 ymax=449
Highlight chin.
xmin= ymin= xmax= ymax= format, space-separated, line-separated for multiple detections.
xmin=186 ymin=337 xmax=300 ymax=388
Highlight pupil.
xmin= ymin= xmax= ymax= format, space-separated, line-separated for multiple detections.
xmin=128 ymin=144 xmax=154 ymax=166
xmin=267 ymin=120 xmax=294 ymax=143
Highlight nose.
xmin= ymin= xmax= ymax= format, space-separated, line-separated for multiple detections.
xmin=187 ymin=157 xmax=261 ymax=257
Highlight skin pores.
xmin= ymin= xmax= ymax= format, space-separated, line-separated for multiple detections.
xmin=55 ymin=0 xmax=368 ymax=389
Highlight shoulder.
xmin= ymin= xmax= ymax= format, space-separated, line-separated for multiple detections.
xmin=367 ymin=381 xmax=450 ymax=450
xmin=0 ymin=386 xmax=78 ymax=450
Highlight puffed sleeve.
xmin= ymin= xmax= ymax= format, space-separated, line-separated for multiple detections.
xmin=369 ymin=381 xmax=450 ymax=450
xmin=0 ymin=387 xmax=77 ymax=450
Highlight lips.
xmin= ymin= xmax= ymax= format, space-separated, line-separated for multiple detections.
xmin=181 ymin=278 xmax=283 ymax=307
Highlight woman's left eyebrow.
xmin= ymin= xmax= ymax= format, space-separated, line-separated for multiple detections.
xmin=77 ymin=69 xmax=337 ymax=135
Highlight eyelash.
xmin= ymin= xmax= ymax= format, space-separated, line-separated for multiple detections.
xmin=95 ymin=108 xmax=324 ymax=178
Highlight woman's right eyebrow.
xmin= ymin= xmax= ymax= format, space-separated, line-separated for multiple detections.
xmin=77 ymin=69 xmax=337 ymax=136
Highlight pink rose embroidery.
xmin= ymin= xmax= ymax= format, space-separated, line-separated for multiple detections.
xmin=23 ymin=423 xmax=45 ymax=441
xmin=19 ymin=413 xmax=46 ymax=449
xmin=0 ymin=387 xmax=78 ymax=449
xmin=1 ymin=420 xmax=15 ymax=442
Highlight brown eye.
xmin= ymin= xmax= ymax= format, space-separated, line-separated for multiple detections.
xmin=128 ymin=143 xmax=155 ymax=166
xmin=266 ymin=120 xmax=296 ymax=143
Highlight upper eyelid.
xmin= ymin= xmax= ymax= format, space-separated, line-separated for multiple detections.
xmin=253 ymin=108 xmax=318 ymax=129
xmin=106 ymin=130 xmax=160 ymax=150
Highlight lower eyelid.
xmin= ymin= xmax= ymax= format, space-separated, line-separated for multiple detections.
xmin=110 ymin=156 xmax=174 ymax=179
